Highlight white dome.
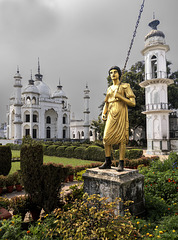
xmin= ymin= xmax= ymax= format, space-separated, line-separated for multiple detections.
xmin=35 ymin=80 xmax=51 ymax=98
xmin=22 ymin=85 xmax=39 ymax=95
xmin=52 ymin=88 xmax=66 ymax=98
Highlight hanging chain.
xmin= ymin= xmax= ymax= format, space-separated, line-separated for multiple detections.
xmin=112 ymin=0 xmax=146 ymax=167
xmin=121 ymin=0 xmax=146 ymax=80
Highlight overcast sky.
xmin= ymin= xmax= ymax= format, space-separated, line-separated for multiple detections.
xmin=0 ymin=0 xmax=178 ymax=124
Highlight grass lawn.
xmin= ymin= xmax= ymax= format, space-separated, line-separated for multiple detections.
xmin=10 ymin=150 xmax=98 ymax=174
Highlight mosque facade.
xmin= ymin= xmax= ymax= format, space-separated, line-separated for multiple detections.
xmin=6 ymin=61 xmax=95 ymax=142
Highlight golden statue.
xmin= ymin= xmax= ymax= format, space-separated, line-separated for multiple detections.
xmin=99 ymin=66 xmax=136 ymax=171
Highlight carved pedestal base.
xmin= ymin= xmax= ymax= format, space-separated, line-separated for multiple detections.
xmin=83 ymin=167 xmax=145 ymax=216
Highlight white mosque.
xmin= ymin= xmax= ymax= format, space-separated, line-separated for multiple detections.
xmin=6 ymin=60 xmax=95 ymax=142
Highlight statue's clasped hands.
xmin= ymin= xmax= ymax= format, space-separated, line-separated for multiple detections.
xmin=102 ymin=113 xmax=107 ymax=121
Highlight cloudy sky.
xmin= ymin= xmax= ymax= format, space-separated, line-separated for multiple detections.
xmin=0 ymin=0 xmax=178 ymax=124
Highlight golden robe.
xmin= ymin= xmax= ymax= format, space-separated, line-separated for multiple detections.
xmin=103 ymin=83 xmax=135 ymax=145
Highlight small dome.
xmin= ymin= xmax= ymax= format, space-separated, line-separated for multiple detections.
xmin=35 ymin=80 xmax=51 ymax=98
xmin=145 ymin=29 xmax=165 ymax=41
xmin=144 ymin=19 xmax=166 ymax=47
xmin=52 ymin=81 xmax=67 ymax=98
xmin=22 ymin=85 xmax=39 ymax=95
xmin=52 ymin=88 xmax=66 ymax=98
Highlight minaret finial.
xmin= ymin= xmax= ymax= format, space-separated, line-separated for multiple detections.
xmin=17 ymin=65 xmax=19 ymax=73
xmin=31 ymin=70 xmax=33 ymax=79
xmin=153 ymin=12 xmax=155 ymax=20
xmin=59 ymin=77 xmax=61 ymax=86
xmin=38 ymin=57 xmax=40 ymax=74
xmin=86 ymin=82 xmax=88 ymax=88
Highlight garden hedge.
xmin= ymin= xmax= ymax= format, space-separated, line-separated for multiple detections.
xmin=0 ymin=145 xmax=12 ymax=176
xmin=85 ymin=145 xmax=105 ymax=161
xmin=65 ymin=146 xmax=76 ymax=158
xmin=56 ymin=146 xmax=67 ymax=157
xmin=74 ymin=146 xmax=87 ymax=159
xmin=45 ymin=145 xmax=58 ymax=156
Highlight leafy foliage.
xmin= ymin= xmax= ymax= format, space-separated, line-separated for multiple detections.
xmin=0 ymin=146 xmax=12 ymax=176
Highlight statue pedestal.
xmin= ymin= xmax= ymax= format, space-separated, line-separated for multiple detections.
xmin=83 ymin=167 xmax=145 ymax=216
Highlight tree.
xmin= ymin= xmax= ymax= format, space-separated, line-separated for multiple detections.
xmin=168 ymin=70 xmax=178 ymax=109
xmin=91 ymin=116 xmax=105 ymax=140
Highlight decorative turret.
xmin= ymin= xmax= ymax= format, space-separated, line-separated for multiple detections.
xmin=140 ymin=17 xmax=174 ymax=155
xmin=13 ymin=67 xmax=23 ymax=141
xmin=83 ymin=83 xmax=90 ymax=139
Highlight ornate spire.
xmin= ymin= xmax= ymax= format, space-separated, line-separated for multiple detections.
xmin=148 ymin=13 xmax=160 ymax=30
xmin=29 ymin=70 xmax=34 ymax=85
xmin=35 ymin=57 xmax=43 ymax=81
xmin=38 ymin=57 xmax=40 ymax=74
xmin=17 ymin=65 xmax=19 ymax=73
xmin=57 ymin=77 xmax=62 ymax=89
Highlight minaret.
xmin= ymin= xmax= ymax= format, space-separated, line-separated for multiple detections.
xmin=35 ymin=58 xmax=43 ymax=81
xmin=13 ymin=67 xmax=23 ymax=141
xmin=83 ymin=83 xmax=90 ymax=139
xmin=140 ymin=17 xmax=174 ymax=155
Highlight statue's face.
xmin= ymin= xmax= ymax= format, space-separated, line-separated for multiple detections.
xmin=110 ymin=69 xmax=119 ymax=80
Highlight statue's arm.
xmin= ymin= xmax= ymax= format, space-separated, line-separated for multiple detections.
xmin=115 ymin=92 xmax=136 ymax=107
xmin=102 ymin=102 xmax=108 ymax=121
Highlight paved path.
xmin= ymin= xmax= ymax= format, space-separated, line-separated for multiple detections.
xmin=1 ymin=180 xmax=82 ymax=199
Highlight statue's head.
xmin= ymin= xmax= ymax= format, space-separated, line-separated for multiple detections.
xmin=108 ymin=66 xmax=121 ymax=80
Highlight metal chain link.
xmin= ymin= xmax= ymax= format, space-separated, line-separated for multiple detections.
xmin=121 ymin=0 xmax=146 ymax=79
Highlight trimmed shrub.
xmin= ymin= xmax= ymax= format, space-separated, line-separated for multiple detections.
xmin=63 ymin=141 xmax=72 ymax=147
xmin=6 ymin=143 xmax=21 ymax=150
xmin=0 ymin=145 xmax=12 ymax=176
xmin=125 ymin=149 xmax=143 ymax=159
xmin=85 ymin=145 xmax=105 ymax=161
xmin=56 ymin=146 xmax=67 ymax=157
xmin=41 ymin=163 xmax=69 ymax=213
xmin=46 ymin=145 xmax=58 ymax=156
xmin=20 ymin=144 xmax=43 ymax=207
xmin=74 ymin=147 xmax=87 ymax=159
xmin=42 ymin=144 xmax=48 ymax=155
xmin=65 ymin=146 xmax=76 ymax=158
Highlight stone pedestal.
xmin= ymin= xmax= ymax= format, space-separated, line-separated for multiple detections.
xmin=83 ymin=167 xmax=145 ymax=216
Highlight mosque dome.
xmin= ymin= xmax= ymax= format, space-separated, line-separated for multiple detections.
xmin=22 ymin=77 xmax=39 ymax=95
xmin=52 ymin=81 xmax=67 ymax=99
xmin=35 ymin=80 xmax=51 ymax=98
xmin=22 ymin=84 xmax=39 ymax=95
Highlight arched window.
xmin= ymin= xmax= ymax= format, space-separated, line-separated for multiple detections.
xmin=46 ymin=116 xmax=51 ymax=124
xmin=26 ymin=97 xmax=31 ymax=105
xmin=46 ymin=127 xmax=51 ymax=138
xmin=81 ymin=131 xmax=84 ymax=137
xmin=151 ymin=55 xmax=157 ymax=78
xmin=63 ymin=114 xmax=67 ymax=124
xmin=90 ymin=130 xmax=93 ymax=136
xmin=32 ymin=97 xmax=36 ymax=105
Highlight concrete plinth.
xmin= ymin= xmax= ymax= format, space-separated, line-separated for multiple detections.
xmin=83 ymin=167 xmax=145 ymax=216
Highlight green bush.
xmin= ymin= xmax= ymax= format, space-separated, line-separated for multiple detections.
xmin=74 ymin=147 xmax=87 ymax=159
xmin=0 ymin=145 xmax=12 ymax=176
xmin=20 ymin=144 xmax=43 ymax=207
xmin=65 ymin=146 xmax=76 ymax=158
xmin=42 ymin=144 xmax=48 ymax=155
xmin=56 ymin=146 xmax=67 ymax=157
xmin=50 ymin=194 xmax=140 ymax=239
xmin=125 ymin=149 xmax=143 ymax=159
xmin=85 ymin=145 xmax=105 ymax=161
xmin=41 ymin=163 xmax=69 ymax=213
xmin=6 ymin=143 xmax=21 ymax=150
xmin=46 ymin=145 xmax=58 ymax=156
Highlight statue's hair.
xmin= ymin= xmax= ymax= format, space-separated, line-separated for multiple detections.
xmin=108 ymin=66 xmax=121 ymax=80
